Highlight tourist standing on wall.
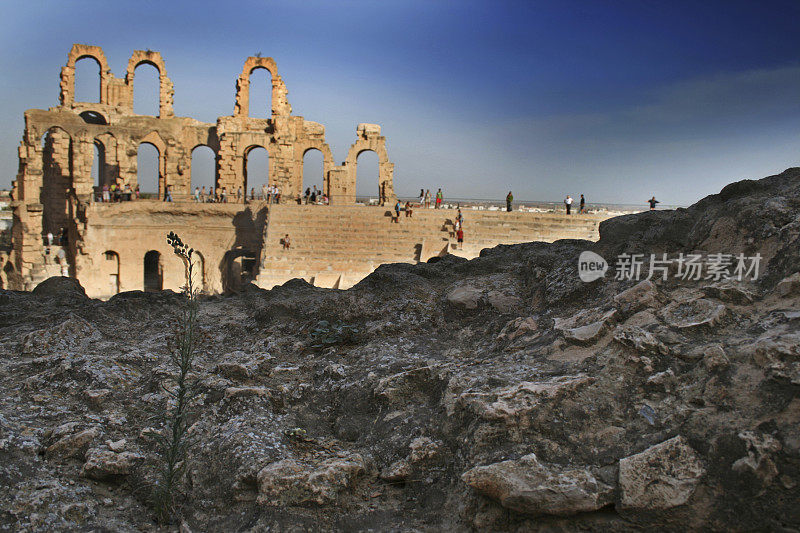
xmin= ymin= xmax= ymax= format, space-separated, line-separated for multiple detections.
xmin=506 ymin=191 xmax=513 ymax=212
xmin=648 ymin=196 xmax=660 ymax=210
xmin=165 ymin=185 xmax=173 ymax=202
xmin=194 ymin=187 xmax=200 ymax=202
xmin=283 ymin=234 xmax=291 ymax=249
xmin=579 ymin=194 xmax=586 ymax=214
xmin=394 ymin=200 xmax=401 ymax=223
xmin=200 ymin=186 xmax=206 ymax=203
xmin=405 ymin=201 xmax=413 ymax=217
xmin=418 ymin=189 xmax=424 ymax=206
xmin=135 ymin=185 xmax=140 ymax=200
xmin=564 ymin=195 xmax=573 ymax=214
xmin=304 ymin=187 xmax=310 ymax=204
xmin=424 ymin=189 xmax=431 ymax=208
xmin=435 ymin=188 xmax=443 ymax=209
xmin=237 ymin=186 xmax=243 ymax=203
xmin=455 ymin=208 xmax=464 ymax=232
xmin=457 ymin=226 xmax=464 ymax=249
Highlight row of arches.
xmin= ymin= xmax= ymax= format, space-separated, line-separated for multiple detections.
xmin=39 ymin=126 xmax=383 ymax=198
xmin=74 ymin=57 xmax=162 ymax=116
xmin=73 ymin=58 xmax=273 ymax=119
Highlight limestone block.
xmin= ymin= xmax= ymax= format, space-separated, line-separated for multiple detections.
xmin=618 ymin=436 xmax=705 ymax=510
xmin=462 ymin=453 xmax=614 ymax=516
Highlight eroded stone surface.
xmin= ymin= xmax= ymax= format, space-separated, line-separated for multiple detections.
xmin=462 ymin=454 xmax=613 ymax=516
xmin=618 ymin=436 xmax=705 ymax=510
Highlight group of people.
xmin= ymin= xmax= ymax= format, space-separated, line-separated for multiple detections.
xmin=563 ymin=194 xmax=587 ymax=215
xmin=302 ymin=186 xmax=328 ymax=205
xmin=99 ymin=183 xmax=139 ymax=202
xmin=417 ymin=188 xmax=444 ymax=209
xmin=189 ymin=184 xmax=285 ymax=204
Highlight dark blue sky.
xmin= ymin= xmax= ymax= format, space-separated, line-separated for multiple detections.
xmin=1 ymin=0 xmax=799 ymax=205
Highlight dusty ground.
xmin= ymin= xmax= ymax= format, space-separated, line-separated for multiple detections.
xmin=1 ymin=169 xmax=799 ymax=531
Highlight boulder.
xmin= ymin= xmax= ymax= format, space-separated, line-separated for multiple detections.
xmin=775 ymin=272 xmax=800 ymax=297
xmin=614 ymin=280 xmax=657 ymax=316
xmin=446 ymin=286 xmax=482 ymax=309
xmin=256 ymin=454 xmax=366 ymax=506
xmin=661 ymin=299 xmax=726 ymax=329
xmin=45 ymin=426 xmax=102 ymax=459
xmin=32 ymin=277 xmax=88 ymax=299
xmin=81 ymin=447 xmax=143 ymax=480
xmin=462 ymin=453 xmax=614 ymax=516
xmin=618 ymin=436 xmax=705 ymax=510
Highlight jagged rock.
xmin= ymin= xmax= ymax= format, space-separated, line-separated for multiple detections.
xmin=224 ymin=386 xmax=270 ymax=400
xmin=256 ymin=454 xmax=366 ymax=506
xmin=661 ymin=298 xmax=726 ymax=329
xmin=498 ymin=316 xmax=538 ymax=341
xmin=732 ymin=431 xmax=782 ymax=484
xmin=20 ymin=315 xmax=100 ymax=355
xmin=486 ymin=291 xmax=523 ymax=313
xmin=702 ymin=344 xmax=729 ymax=371
xmin=618 ymin=436 xmax=705 ymax=510
xmin=381 ymin=437 xmax=441 ymax=482
xmin=81 ymin=447 xmax=143 ymax=480
xmin=775 ymin=272 xmax=800 ymax=297
xmin=702 ymin=282 xmax=755 ymax=304
xmin=84 ymin=389 xmax=111 ymax=408
xmin=462 ymin=453 xmax=614 ymax=516
xmin=613 ymin=325 xmax=669 ymax=355
xmin=614 ymin=280 xmax=657 ymax=316
xmin=45 ymin=426 xmax=102 ymax=459
xmin=32 ymin=277 xmax=88 ymax=299
xmin=459 ymin=375 xmax=595 ymax=426
xmin=215 ymin=362 xmax=253 ymax=381
xmin=446 ymin=285 xmax=481 ymax=309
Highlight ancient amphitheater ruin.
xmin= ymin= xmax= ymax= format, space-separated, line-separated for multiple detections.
xmin=5 ymin=44 xmax=613 ymax=298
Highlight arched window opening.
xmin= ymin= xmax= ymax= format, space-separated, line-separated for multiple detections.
xmin=91 ymin=141 xmax=106 ymax=189
xmin=303 ymin=149 xmax=324 ymax=201
xmin=356 ymin=150 xmax=379 ymax=198
xmin=133 ymin=63 xmax=160 ymax=116
xmin=248 ymin=67 xmax=272 ymax=119
xmin=190 ymin=145 xmax=216 ymax=194
xmin=80 ymin=111 xmax=107 ymax=125
xmin=144 ymin=250 xmax=162 ymax=291
xmin=137 ymin=143 xmax=159 ymax=197
xmin=75 ymin=56 xmax=101 ymax=103
xmin=244 ymin=146 xmax=269 ymax=198
xmin=101 ymin=251 xmax=120 ymax=296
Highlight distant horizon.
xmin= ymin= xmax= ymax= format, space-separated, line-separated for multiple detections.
xmin=1 ymin=1 xmax=799 ymax=206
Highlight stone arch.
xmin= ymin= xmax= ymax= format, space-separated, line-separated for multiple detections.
xmin=61 ymin=44 xmax=111 ymax=106
xmin=125 ymin=50 xmax=174 ymax=118
xmin=79 ymin=110 xmax=108 ymax=125
xmin=144 ymin=250 xmax=162 ymax=291
xmin=234 ymin=57 xmax=279 ymax=118
xmin=243 ymin=145 xmax=270 ymax=196
xmin=302 ymin=146 xmax=331 ymax=198
xmin=136 ymin=131 xmax=166 ymax=196
xmin=100 ymin=250 xmax=120 ymax=296
xmin=190 ymin=144 xmax=217 ymax=192
xmin=74 ymin=56 xmax=102 ymax=103
xmin=344 ymin=124 xmax=395 ymax=205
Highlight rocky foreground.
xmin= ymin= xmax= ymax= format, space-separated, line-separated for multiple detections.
xmin=2 ymin=170 xmax=800 ymax=531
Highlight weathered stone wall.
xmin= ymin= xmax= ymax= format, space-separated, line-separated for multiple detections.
xmin=256 ymin=206 xmax=612 ymax=290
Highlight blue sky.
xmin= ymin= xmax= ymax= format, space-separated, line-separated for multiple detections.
xmin=1 ymin=0 xmax=799 ymax=205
